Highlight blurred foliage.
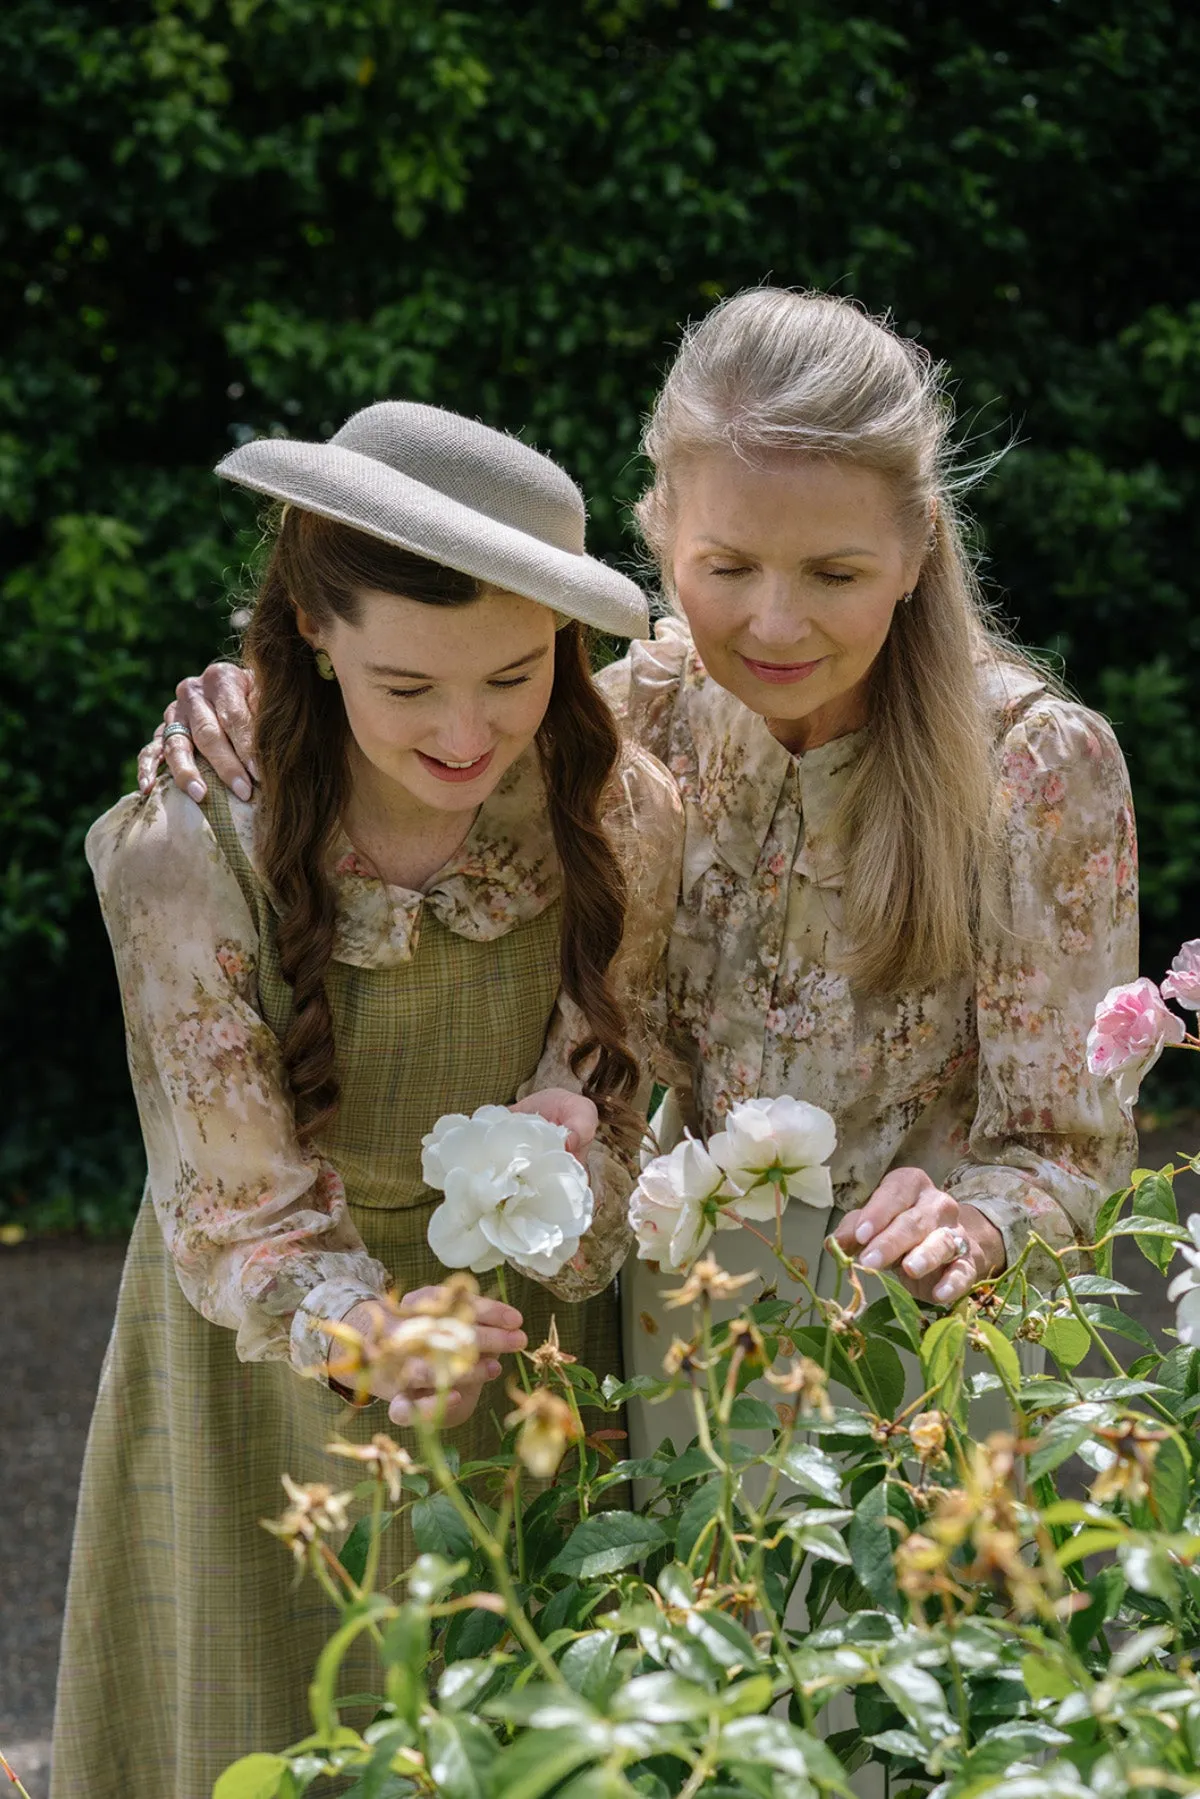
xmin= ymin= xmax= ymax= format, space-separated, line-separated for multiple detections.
xmin=2 ymin=0 xmax=1197 ymax=1233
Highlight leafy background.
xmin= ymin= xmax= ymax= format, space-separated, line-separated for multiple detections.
xmin=3 ymin=0 xmax=1197 ymax=1234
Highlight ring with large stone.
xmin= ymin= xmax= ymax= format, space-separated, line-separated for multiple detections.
xmin=948 ymin=1229 xmax=970 ymax=1262
xmin=162 ymin=721 xmax=193 ymax=745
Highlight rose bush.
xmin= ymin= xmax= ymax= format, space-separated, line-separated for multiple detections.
xmin=197 ymin=951 xmax=1200 ymax=1799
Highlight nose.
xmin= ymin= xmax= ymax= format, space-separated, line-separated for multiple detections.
xmin=429 ymin=698 xmax=493 ymax=762
xmin=744 ymin=574 xmax=814 ymax=647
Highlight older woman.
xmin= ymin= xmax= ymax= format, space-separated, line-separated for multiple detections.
xmin=152 ymin=291 xmax=1138 ymax=1418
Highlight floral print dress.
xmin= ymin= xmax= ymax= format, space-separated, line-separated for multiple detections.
xmin=51 ymin=743 xmax=681 ymax=1799
xmin=598 ymin=619 xmax=1139 ymax=1302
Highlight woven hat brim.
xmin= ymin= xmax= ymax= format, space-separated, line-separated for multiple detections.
xmin=216 ymin=439 xmax=649 ymax=640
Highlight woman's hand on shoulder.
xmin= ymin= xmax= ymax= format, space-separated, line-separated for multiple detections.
xmin=831 ymin=1167 xmax=1005 ymax=1307
xmin=341 ymin=1289 xmax=528 ymax=1429
xmin=512 ymin=1088 xmax=599 ymax=1159
xmin=137 ymin=663 xmax=259 ymax=804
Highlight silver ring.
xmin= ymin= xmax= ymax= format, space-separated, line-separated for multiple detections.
xmin=948 ymin=1230 xmax=970 ymax=1262
xmin=162 ymin=722 xmax=193 ymax=744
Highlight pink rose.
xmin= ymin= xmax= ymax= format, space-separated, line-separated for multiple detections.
xmin=1086 ymin=977 xmax=1186 ymax=1105
xmin=1161 ymin=940 xmax=1200 ymax=1012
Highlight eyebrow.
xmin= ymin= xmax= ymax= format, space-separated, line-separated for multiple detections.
xmin=366 ymin=645 xmax=550 ymax=681
xmin=693 ymin=539 xmax=880 ymax=561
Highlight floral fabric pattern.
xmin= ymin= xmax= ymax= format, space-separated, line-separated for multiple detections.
xmin=598 ymin=619 xmax=1139 ymax=1289
xmin=86 ymin=743 xmax=683 ymax=1370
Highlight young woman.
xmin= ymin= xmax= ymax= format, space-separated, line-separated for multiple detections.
xmin=152 ymin=292 xmax=1138 ymax=1449
xmin=54 ymin=401 xmax=682 ymax=1799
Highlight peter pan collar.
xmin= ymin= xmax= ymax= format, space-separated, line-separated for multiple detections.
xmin=228 ymin=747 xmax=559 ymax=969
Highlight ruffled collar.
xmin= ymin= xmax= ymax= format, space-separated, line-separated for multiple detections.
xmin=226 ymin=747 xmax=559 ymax=969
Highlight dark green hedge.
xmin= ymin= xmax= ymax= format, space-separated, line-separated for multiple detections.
xmin=3 ymin=0 xmax=1197 ymax=1233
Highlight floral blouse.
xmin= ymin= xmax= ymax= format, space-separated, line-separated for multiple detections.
xmin=597 ymin=619 xmax=1139 ymax=1291
xmin=86 ymin=745 xmax=683 ymax=1371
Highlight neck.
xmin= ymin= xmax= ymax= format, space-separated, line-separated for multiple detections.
xmin=341 ymin=741 xmax=479 ymax=890
xmin=766 ymin=687 xmax=870 ymax=755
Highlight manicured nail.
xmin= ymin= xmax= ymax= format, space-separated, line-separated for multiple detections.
xmin=856 ymin=1220 xmax=875 ymax=1244
xmin=138 ymin=777 xmax=150 ymax=794
xmin=391 ymin=1398 xmax=412 ymax=1425
xmin=933 ymin=1277 xmax=955 ymax=1303
xmin=905 ymin=1251 xmax=932 ymax=1277
xmin=860 ymin=1247 xmax=883 ymax=1270
xmin=485 ymin=1359 xmax=502 ymax=1379
xmin=232 ymin=777 xmax=252 ymax=802
xmin=247 ymin=759 xmax=259 ymax=782
xmin=187 ymin=780 xmax=206 ymax=803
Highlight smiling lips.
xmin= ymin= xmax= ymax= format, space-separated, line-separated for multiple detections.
xmin=738 ymin=653 xmax=825 ymax=686
xmin=416 ymin=748 xmax=496 ymax=784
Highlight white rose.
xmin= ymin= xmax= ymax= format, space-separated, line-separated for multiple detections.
xmin=629 ymin=1135 xmax=731 ymax=1271
xmin=422 ymin=1105 xmax=594 ymax=1279
xmin=707 ymin=1095 xmax=837 ymax=1219
xmin=1168 ymin=1213 xmax=1200 ymax=1345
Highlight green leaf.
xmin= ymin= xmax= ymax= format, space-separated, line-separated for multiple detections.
xmin=776 ymin=1442 xmax=843 ymax=1504
xmin=1055 ymin=1526 xmax=1127 ymax=1568
xmin=973 ymin=1319 xmax=1021 ymax=1392
xmin=212 ymin=1756 xmax=290 ymax=1799
xmin=489 ymin=1726 xmax=606 ymax=1799
xmin=1093 ymin=1186 xmax=1132 ymax=1277
xmin=548 ymin=1512 xmax=670 ymax=1580
xmin=676 ymin=1477 xmax=723 ymax=1566
xmin=438 ymin=1658 xmax=505 ymax=1715
xmin=1041 ymin=1314 xmax=1091 ymax=1370
xmin=786 ymin=1522 xmax=853 ymax=1566
xmin=412 ymin=1492 xmax=475 ymax=1564
xmin=1134 ymin=1432 xmax=1191 ymax=1534
xmin=1022 ymin=1654 xmax=1075 ymax=1701
xmin=407 ymin=1552 xmax=468 ymax=1603
xmin=1029 ymin=1402 xmax=1112 ymax=1478
xmin=920 ymin=1315 xmax=967 ymax=1419
xmin=610 ymin=1671 xmax=720 ymax=1723
xmin=875 ymin=1269 xmax=925 ymax=1355
xmin=1064 ymin=1273 xmax=1138 ymax=1297
xmin=1119 ymin=1540 xmax=1178 ymax=1599
xmin=847 ymin=1480 xmax=901 ymax=1613
xmin=559 ymin=1631 xmax=620 ymax=1705
xmin=728 ymin=1393 xmax=781 ymax=1431
xmin=424 ymin=1714 xmax=496 ymax=1799
xmin=877 ymin=1661 xmax=952 ymax=1745
xmin=960 ymin=1719 xmax=1071 ymax=1778
xmin=719 ymin=1715 xmax=851 ymax=1790
xmin=1079 ymin=1304 xmax=1158 ymax=1353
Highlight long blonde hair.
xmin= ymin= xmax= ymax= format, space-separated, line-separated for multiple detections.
xmin=636 ymin=287 xmax=1041 ymax=996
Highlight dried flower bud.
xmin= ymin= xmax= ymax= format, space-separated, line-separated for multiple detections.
xmin=909 ymin=1411 xmax=948 ymax=1462
xmin=326 ymin=1434 xmax=416 ymax=1504
xmin=262 ymin=1474 xmax=353 ymax=1562
xmin=504 ymin=1382 xmax=580 ymax=1479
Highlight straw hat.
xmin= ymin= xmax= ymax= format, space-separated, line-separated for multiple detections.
xmin=215 ymin=401 xmax=648 ymax=639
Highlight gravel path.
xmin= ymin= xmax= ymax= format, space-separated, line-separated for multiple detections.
xmin=1 ymin=1133 xmax=1194 ymax=1797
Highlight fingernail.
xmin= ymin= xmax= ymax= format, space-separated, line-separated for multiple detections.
xmin=232 ymin=777 xmax=252 ymax=803
xmin=391 ymin=1399 xmax=412 ymax=1424
xmin=860 ymin=1248 xmax=883 ymax=1270
xmin=906 ymin=1252 xmax=931 ymax=1277
xmin=247 ymin=759 xmax=259 ymax=782
xmin=485 ymin=1360 xmax=501 ymax=1379
xmin=138 ymin=777 xmax=150 ymax=794
xmin=856 ymin=1220 xmax=875 ymax=1244
xmin=933 ymin=1280 xmax=954 ymax=1304
xmin=187 ymin=780 xmax=206 ymax=803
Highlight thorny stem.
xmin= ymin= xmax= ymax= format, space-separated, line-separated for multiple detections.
xmin=0 ymin=1751 xmax=34 ymax=1799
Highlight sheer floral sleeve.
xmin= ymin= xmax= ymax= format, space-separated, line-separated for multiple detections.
xmin=86 ymin=781 xmax=391 ymax=1373
xmin=519 ymin=744 xmax=684 ymax=1302
xmin=945 ymin=698 xmax=1139 ymax=1290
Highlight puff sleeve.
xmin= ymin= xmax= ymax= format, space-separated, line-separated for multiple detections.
xmin=86 ymin=781 xmax=391 ymax=1373
xmin=944 ymin=700 xmax=1139 ymax=1290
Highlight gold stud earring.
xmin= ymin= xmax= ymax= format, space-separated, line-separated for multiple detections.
xmin=314 ymin=649 xmax=337 ymax=681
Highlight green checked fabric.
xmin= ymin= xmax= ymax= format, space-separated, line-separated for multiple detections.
xmin=53 ymin=772 xmax=622 ymax=1799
